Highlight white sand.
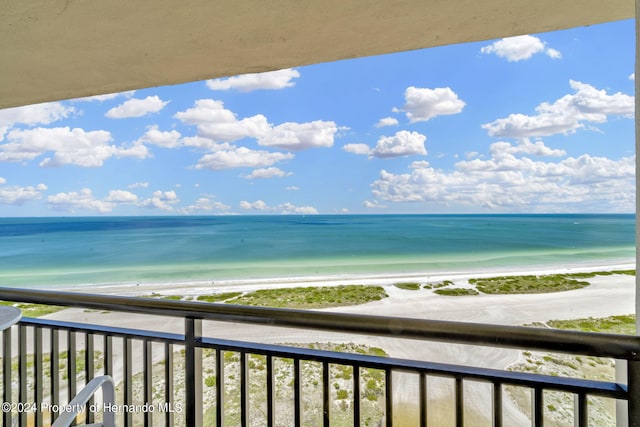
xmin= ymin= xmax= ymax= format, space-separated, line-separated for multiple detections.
xmin=46 ymin=261 xmax=636 ymax=361
xmin=42 ymin=262 xmax=635 ymax=425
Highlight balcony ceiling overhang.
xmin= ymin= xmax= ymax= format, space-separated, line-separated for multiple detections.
xmin=0 ymin=0 xmax=634 ymax=109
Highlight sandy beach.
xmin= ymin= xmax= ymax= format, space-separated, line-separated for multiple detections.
xmin=46 ymin=261 xmax=636 ymax=360
xmin=40 ymin=262 xmax=634 ymax=425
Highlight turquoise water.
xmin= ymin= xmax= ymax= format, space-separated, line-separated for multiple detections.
xmin=0 ymin=214 xmax=634 ymax=288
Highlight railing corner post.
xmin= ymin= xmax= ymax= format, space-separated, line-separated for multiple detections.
xmin=185 ymin=318 xmax=203 ymax=427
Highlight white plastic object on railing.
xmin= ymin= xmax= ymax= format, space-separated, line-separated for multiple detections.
xmin=51 ymin=375 xmax=115 ymax=427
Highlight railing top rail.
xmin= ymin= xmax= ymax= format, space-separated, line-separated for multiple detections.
xmin=0 ymin=287 xmax=638 ymax=360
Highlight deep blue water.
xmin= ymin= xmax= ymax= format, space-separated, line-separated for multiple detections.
xmin=0 ymin=214 xmax=634 ymax=288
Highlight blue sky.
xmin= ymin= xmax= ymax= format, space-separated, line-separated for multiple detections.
xmin=0 ymin=19 xmax=635 ymax=216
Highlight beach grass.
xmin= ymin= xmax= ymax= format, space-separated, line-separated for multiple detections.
xmin=0 ymin=300 xmax=65 ymax=317
xmin=225 ymin=285 xmax=388 ymax=309
xmin=393 ymin=282 xmax=421 ymax=290
xmin=434 ymin=288 xmax=479 ymax=296
xmin=469 ymin=274 xmax=590 ymax=294
xmin=197 ymin=292 xmax=243 ymax=303
xmin=423 ymin=280 xmax=453 ymax=289
xmin=565 ymin=269 xmax=635 ymax=278
xmin=546 ymin=314 xmax=636 ymax=335
xmin=141 ymin=292 xmax=183 ymax=300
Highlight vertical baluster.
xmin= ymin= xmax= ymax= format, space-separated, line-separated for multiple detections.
xmin=455 ymin=377 xmax=464 ymax=427
xmin=240 ymin=352 xmax=248 ymax=427
xmin=3 ymin=327 xmax=13 ymax=427
xmin=18 ymin=325 xmax=27 ymax=427
xmin=353 ymin=365 xmax=360 ymax=427
xmin=493 ymin=382 xmax=502 ymax=427
xmin=50 ymin=329 xmax=59 ymax=424
xmin=385 ymin=369 xmax=392 ymax=427
xmin=322 ymin=361 xmax=329 ymax=427
xmin=294 ymin=358 xmax=301 ymax=427
xmin=627 ymin=359 xmax=640 ymax=427
xmin=144 ymin=340 xmax=153 ymax=427
xmin=532 ymin=388 xmax=543 ymax=427
xmin=103 ymin=335 xmax=113 ymax=427
xmin=104 ymin=335 xmax=112 ymax=378
xmin=67 ymin=331 xmax=76 ymax=414
xmin=216 ymin=350 xmax=224 ymax=426
xmin=85 ymin=333 xmax=94 ymax=424
xmin=123 ymin=338 xmax=132 ymax=427
xmin=266 ymin=355 xmax=274 ymax=427
xmin=34 ymin=327 xmax=43 ymax=427
xmin=185 ymin=319 xmax=203 ymax=427
xmin=164 ymin=343 xmax=174 ymax=427
xmin=574 ymin=393 xmax=587 ymax=427
xmin=419 ymin=373 xmax=427 ymax=427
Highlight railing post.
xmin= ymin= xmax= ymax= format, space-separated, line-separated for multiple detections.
xmin=3 ymin=328 xmax=12 ymax=427
xmin=185 ymin=318 xmax=203 ymax=427
xmin=628 ymin=360 xmax=640 ymax=427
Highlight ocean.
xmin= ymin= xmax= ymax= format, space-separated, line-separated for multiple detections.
xmin=0 ymin=214 xmax=634 ymax=288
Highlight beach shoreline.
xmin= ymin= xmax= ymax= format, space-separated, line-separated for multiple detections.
xmin=57 ymin=259 xmax=635 ymax=298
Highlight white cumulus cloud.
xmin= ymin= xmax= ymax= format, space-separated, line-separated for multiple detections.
xmin=105 ymin=96 xmax=169 ymax=119
xmin=136 ymin=125 xmax=182 ymax=148
xmin=258 ymin=121 xmax=337 ymax=150
xmin=0 ymin=102 xmax=75 ymax=140
xmin=207 ymin=69 xmax=300 ymax=92
xmin=343 ymin=143 xmax=372 ymax=156
xmin=370 ymin=140 xmax=634 ymax=212
xmin=375 ymin=117 xmax=399 ymax=128
xmin=47 ymin=188 xmax=141 ymax=213
xmin=363 ymin=200 xmax=387 ymax=209
xmin=180 ymin=197 xmax=231 ymax=214
xmin=175 ymin=99 xmax=270 ymax=143
xmin=175 ymin=99 xmax=338 ymax=170
xmin=244 ymin=167 xmax=291 ymax=179
xmin=372 ymin=131 xmax=427 ymax=158
xmin=140 ymin=190 xmax=180 ymax=211
xmin=482 ymin=81 xmax=634 ymax=138
xmin=195 ymin=147 xmax=293 ymax=170
xmin=128 ymin=182 xmax=149 ymax=189
xmin=400 ymin=87 xmax=465 ymax=123
xmin=104 ymin=190 xmax=138 ymax=204
xmin=1 ymin=127 xmax=147 ymax=167
xmin=47 ymin=189 xmax=114 ymax=213
xmin=240 ymin=200 xmax=318 ymax=214
xmin=343 ymin=131 xmax=427 ymax=159
xmin=480 ymin=35 xmax=561 ymax=62
xmin=0 ymin=183 xmax=47 ymax=205
xmin=490 ymin=139 xmax=566 ymax=157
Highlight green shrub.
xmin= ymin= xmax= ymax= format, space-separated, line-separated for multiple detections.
xmin=547 ymin=314 xmax=636 ymax=334
xmin=469 ymin=274 xmax=589 ymax=294
xmin=204 ymin=376 xmax=217 ymax=387
xmin=434 ymin=288 xmax=479 ymax=296
xmin=197 ymin=292 xmax=243 ymax=303
xmin=0 ymin=301 xmax=65 ymax=317
xmin=226 ymin=285 xmax=388 ymax=309
xmin=394 ymin=282 xmax=421 ymax=290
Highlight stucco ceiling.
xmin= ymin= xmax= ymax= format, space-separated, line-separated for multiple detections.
xmin=0 ymin=0 xmax=634 ymax=109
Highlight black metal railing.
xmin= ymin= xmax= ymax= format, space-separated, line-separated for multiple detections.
xmin=0 ymin=287 xmax=638 ymax=427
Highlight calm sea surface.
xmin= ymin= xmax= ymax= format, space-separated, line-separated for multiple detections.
xmin=0 ymin=214 xmax=634 ymax=288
